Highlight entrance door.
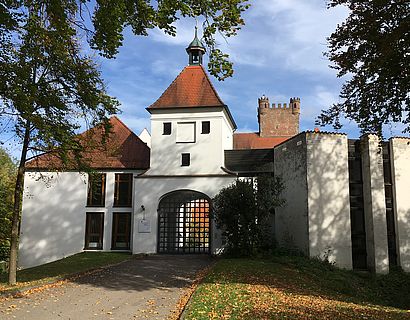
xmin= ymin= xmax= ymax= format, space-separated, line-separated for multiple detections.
xmin=85 ymin=212 xmax=104 ymax=250
xmin=158 ymin=190 xmax=211 ymax=254
xmin=112 ymin=212 xmax=131 ymax=250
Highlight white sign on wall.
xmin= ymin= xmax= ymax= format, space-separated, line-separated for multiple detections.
xmin=176 ymin=122 xmax=196 ymax=143
xmin=138 ymin=219 xmax=151 ymax=233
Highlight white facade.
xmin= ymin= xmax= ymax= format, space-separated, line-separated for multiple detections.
xmin=148 ymin=107 xmax=234 ymax=175
xmin=19 ymin=170 xmax=141 ymax=269
xmin=133 ymin=176 xmax=235 ymax=255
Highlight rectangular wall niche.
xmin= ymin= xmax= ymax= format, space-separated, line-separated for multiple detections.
xmin=176 ymin=122 xmax=196 ymax=143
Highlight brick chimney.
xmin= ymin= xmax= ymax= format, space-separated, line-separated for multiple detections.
xmin=257 ymin=96 xmax=300 ymax=138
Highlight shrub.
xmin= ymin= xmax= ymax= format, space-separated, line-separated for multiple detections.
xmin=212 ymin=175 xmax=284 ymax=256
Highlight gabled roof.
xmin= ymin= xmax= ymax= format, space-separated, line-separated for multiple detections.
xmin=26 ymin=116 xmax=150 ymax=170
xmin=148 ymin=65 xmax=225 ymax=109
xmin=233 ymin=132 xmax=289 ymax=150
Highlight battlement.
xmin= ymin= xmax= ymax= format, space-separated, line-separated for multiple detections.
xmin=258 ymin=96 xmax=300 ymax=114
xmin=257 ymin=95 xmax=301 ymax=138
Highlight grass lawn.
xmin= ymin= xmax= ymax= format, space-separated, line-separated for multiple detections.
xmin=0 ymin=252 xmax=131 ymax=294
xmin=183 ymin=255 xmax=410 ymax=320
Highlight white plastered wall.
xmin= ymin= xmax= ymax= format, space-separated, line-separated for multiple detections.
xmin=19 ymin=170 xmax=139 ymax=269
xmin=149 ymin=108 xmax=234 ymax=175
xmin=360 ymin=135 xmax=389 ymax=273
xmin=306 ymin=132 xmax=352 ymax=269
xmin=274 ymin=134 xmax=309 ymax=254
xmin=133 ymin=176 xmax=236 ymax=255
xmin=19 ymin=172 xmax=88 ymax=268
xmin=390 ymin=137 xmax=410 ymax=271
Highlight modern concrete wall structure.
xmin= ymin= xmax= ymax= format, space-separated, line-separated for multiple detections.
xmin=360 ymin=135 xmax=389 ymax=273
xmin=274 ymin=134 xmax=309 ymax=254
xmin=390 ymin=137 xmax=410 ymax=272
xmin=305 ymin=132 xmax=352 ymax=269
xmin=275 ymin=132 xmax=352 ymax=270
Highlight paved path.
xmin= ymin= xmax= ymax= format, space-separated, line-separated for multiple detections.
xmin=0 ymin=255 xmax=211 ymax=320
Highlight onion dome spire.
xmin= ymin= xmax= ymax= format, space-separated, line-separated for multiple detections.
xmin=186 ymin=27 xmax=206 ymax=65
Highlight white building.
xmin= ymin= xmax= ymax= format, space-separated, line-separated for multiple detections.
xmin=19 ymin=31 xmax=410 ymax=273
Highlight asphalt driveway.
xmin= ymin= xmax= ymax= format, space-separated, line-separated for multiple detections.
xmin=0 ymin=255 xmax=212 ymax=320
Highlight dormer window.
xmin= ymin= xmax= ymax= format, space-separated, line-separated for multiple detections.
xmin=163 ymin=122 xmax=171 ymax=135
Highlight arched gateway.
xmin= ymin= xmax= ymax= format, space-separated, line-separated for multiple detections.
xmin=157 ymin=190 xmax=211 ymax=254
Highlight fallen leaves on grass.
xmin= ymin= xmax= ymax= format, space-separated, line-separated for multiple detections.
xmin=182 ymin=259 xmax=410 ymax=320
xmin=168 ymin=262 xmax=216 ymax=320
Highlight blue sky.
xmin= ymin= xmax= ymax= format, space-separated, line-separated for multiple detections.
xmin=98 ymin=0 xmax=358 ymax=136
xmin=1 ymin=0 xmax=406 ymax=158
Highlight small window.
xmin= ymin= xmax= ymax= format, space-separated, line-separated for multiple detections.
xmin=202 ymin=121 xmax=210 ymax=134
xmin=114 ymin=173 xmax=133 ymax=207
xmin=163 ymin=122 xmax=171 ymax=135
xmin=181 ymin=153 xmax=190 ymax=166
xmin=87 ymin=173 xmax=106 ymax=207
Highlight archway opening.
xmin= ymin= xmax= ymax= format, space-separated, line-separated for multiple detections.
xmin=158 ymin=190 xmax=211 ymax=254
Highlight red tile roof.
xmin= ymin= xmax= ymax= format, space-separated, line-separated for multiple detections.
xmin=26 ymin=116 xmax=150 ymax=170
xmin=148 ymin=65 xmax=225 ymax=109
xmin=233 ymin=133 xmax=289 ymax=150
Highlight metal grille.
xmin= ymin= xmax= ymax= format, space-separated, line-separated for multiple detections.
xmin=158 ymin=190 xmax=211 ymax=254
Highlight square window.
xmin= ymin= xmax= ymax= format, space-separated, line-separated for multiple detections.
xmin=181 ymin=153 xmax=190 ymax=166
xmin=163 ymin=122 xmax=171 ymax=135
xmin=202 ymin=121 xmax=210 ymax=134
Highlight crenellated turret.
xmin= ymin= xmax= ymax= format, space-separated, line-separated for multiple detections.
xmin=257 ymin=95 xmax=301 ymax=137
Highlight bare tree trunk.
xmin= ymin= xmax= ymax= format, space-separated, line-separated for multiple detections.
xmin=8 ymin=121 xmax=30 ymax=285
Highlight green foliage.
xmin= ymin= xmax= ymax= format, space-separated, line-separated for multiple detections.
xmin=212 ymin=176 xmax=285 ymax=256
xmin=0 ymin=148 xmax=16 ymax=261
xmin=86 ymin=0 xmax=249 ymax=80
xmin=318 ymin=0 xmax=409 ymax=136
xmin=1 ymin=1 xmax=120 ymax=167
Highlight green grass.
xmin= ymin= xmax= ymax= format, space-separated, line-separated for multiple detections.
xmin=0 ymin=252 xmax=131 ymax=293
xmin=183 ymin=255 xmax=410 ymax=320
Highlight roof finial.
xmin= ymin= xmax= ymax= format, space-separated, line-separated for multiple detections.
xmin=186 ymin=26 xmax=206 ymax=66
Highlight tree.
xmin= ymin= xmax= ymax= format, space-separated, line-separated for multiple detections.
xmin=0 ymin=148 xmax=16 ymax=262
xmin=212 ymin=176 xmax=284 ymax=256
xmin=1 ymin=1 xmax=250 ymax=285
xmin=318 ymin=0 xmax=409 ymax=136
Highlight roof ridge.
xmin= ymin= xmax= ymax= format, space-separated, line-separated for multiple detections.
xmin=147 ymin=67 xmax=188 ymax=109
xmin=198 ymin=65 xmax=225 ymax=107
xmin=110 ymin=115 xmax=149 ymax=147
xmin=148 ymin=65 xmax=225 ymax=109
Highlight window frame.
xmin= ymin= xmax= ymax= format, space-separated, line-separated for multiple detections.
xmin=86 ymin=173 xmax=106 ymax=207
xmin=163 ymin=122 xmax=172 ymax=135
xmin=181 ymin=153 xmax=191 ymax=167
xmin=84 ymin=212 xmax=104 ymax=250
xmin=113 ymin=173 xmax=133 ymax=207
xmin=111 ymin=212 xmax=132 ymax=250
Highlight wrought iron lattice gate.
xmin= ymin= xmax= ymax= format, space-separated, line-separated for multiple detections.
xmin=158 ymin=190 xmax=211 ymax=254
